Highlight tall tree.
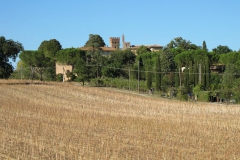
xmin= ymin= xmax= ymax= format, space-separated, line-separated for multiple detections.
xmin=0 ymin=36 xmax=24 ymax=78
xmin=203 ymin=41 xmax=207 ymax=51
xmin=84 ymin=34 xmax=106 ymax=78
xmin=155 ymin=54 xmax=161 ymax=91
xmin=85 ymin=34 xmax=105 ymax=48
xmin=161 ymin=48 xmax=175 ymax=73
xmin=109 ymin=49 xmax=136 ymax=66
xmin=183 ymin=67 xmax=190 ymax=91
xmin=147 ymin=66 xmax=152 ymax=90
xmin=167 ymin=37 xmax=192 ymax=50
xmin=74 ymin=58 xmax=91 ymax=86
xmin=212 ymin=45 xmax=232 ymax=54
xmin=220 ymin=64 xmax=237 ymax=101
xmin=136 ymin=45 xmax=151 ymax=55
xmin=204 ymin=56 xmax=210 ymax=90
xmin=56 ymin=48 xmax=86 ymax=68
xmin=19 ymin=51 xmax=52 ymax=81
xmin=38 ymin=39 xmax=62 ymax=59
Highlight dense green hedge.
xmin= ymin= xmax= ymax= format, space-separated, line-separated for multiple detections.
xmin=90 ymin=77 xmax=155 ymax=92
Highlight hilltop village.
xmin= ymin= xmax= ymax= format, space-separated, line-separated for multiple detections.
xmin=3 ymin=34 xmax=240 ymax=103
xmin=56 ymin=35 xmax=163 ymax=79
xmin=80 ymin=35 xmax=163 ymax=55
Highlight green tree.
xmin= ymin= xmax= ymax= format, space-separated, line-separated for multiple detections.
xmin=103 ymin=49 xmax=135 ymax=78
xmin=19 ymin=51 xmax=52 ymax=81
xmin=203 ymin=41 xmax=207 ymax=51
xmin=183 ymin=67 xmax=190 ymax=91
xmin=220 ymin=64 xmax=237 ymax=101
xmin=109 ymin=49 xmax=136 ymax=66
xmin=192 ymin=83 xmax=204 ymax=100
xmin=146 ymin=66 xmax=152 ymax=90
xmin=56 ymin=48 xmax=86 ymax=67
xmin=204 ymin=56 xmax=210 ymax=90
xmin=132 ymin=56 xmax=145 ymax=80
xmin=155 ymin=54 xmax=161 ymax=91
xmin=38 ymin=39 xmax=62 ymax=59
xmin=85 ymin=34 xmax=105 ymax=48
xmin=136 ymin=45 xmax=151 ymax=55
xmin=74 ymin=58 xmax=91 ymax=85
xmin=167 ymin=37 xmax=192 ymax=50
xmin=161 ymin=48 xmax=175 ymax=73
xmin=0 ymin=36 xmax=24 ymax=78
xmin=212 ymin=45 xmax=232 ymax=54
xmin=84 ymin=34 xmax=106 ymax=79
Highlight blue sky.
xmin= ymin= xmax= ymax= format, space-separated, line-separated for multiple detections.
xmin=1 ymin=0 xmax=240 ymax=68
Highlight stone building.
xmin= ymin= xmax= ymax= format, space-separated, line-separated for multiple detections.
xmin=109 ymin=37 xmax=120 ymax=49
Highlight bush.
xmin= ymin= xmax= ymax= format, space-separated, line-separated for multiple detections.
xmin=176 ymin=88 xmax=188 ymax=101
xmin=90 ymin=78 xmax=105 ymax=87
xmin=197 ymin=91 xmax=210 ymax=102
xmin=56 ymin=73 xmax=63 ymax=82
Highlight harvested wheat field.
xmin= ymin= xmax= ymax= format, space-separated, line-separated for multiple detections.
xmin=0 ymin=80 xmax=240 ymax=159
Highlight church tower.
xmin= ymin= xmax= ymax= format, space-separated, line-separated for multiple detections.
xmin=122 ymin=34 xmax=130 ymax=49
xmin=109 ymin=37 xmax=120 ymax=49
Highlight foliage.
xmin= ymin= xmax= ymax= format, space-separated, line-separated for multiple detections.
xmin=19 ymin=51 xmax=52 ymax=81
xmin=56 ymin=73 xmax=63 ymax=82
xmin=109 ymin=49 xmax=136 ymax=66
xmin=38 ymin=39 xmax=62 ymax=59
xmin=204 ymin=56 xmax=210 ymax=90
xmin=219 ymin=51 xmax=240 ymax=65
xmin=84 ymin=34 xmax=105 ymax=48
xmin=212 ymin=45 xmax=232 ymax=54
xmin=197 ymin=91 xmax=210 ymax=102
xmin=66 ymin=70 xmax=76 ymax=81
xmin=167 ymin=37 xmax=192 ymax=50
xmin=101 ymin=62 xmax=122 ymax=78
xmin=56 ymin=48 xmax=86 ymax=66
xmin=232 ymin=78 xmax=240 ymax=102
xmin=89 ymin=78 xmax=105 ymax=87
xmin=192 ymin=83 xmax=204 ymax=96
xmin=0 ymin=36 xmax=24 ymax=78
xmin=183 ymin=67 xmax=190 ymax=91
xmin=74 ymin=58 xmax=91 ymax=86
xmin=146 ymin=67 xmax=152 ymax=89
xmin=155 ymin=54 xmax=161 ymax=91
xmin=203 ymin=41 xmax=207 ymax=51
xmin=101 ymin=77 xmax=151 ymax=92
xmin=139 ymin=51 xmax=158 ymax=67
xmin=220 ymin=64 xmax=238 ymax=101
xmin=161 ymin=48 xmax=175 ymax=72
xmin=136 ymin=45 xmax=151 ymax=55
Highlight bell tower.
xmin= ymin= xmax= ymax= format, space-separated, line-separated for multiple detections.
xmin=109 ymin=37 xmax=120 ymax=48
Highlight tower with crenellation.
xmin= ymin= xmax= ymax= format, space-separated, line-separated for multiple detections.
xmin=122 ymin=34 xmax=130 ymax=49
xmin=109 ymin=37 xmax=120 ymax=49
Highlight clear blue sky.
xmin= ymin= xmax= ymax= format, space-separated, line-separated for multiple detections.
xmin=1 ymin=0 xmax=240 ymax=68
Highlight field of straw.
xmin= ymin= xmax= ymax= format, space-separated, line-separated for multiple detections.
xmin=0 ymin=80 xmax=240 ymax=159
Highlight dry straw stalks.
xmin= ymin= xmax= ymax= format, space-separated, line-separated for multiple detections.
xmin=0 ymin=80 xmax=239 ymax=159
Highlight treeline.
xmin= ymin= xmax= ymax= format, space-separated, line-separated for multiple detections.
xmin=2 ymin=35 xmax=240 ymax=102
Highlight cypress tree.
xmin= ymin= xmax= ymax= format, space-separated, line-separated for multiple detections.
xmin=155 ymin=54 xmax=161 ymax=90
xmin=139 ymin=57 xmax=144 ymax=80
xmin=193 ymin=59 xmax=199 ymax=86
xmin=203 ymin=41 xmax=207 ymax=51
xmin=189 ymin=60 xmax=194 ymax=85
xmin=184 ymin=66 xmax=190 ymax=91
xmin=147 ymin=66 xmax=152 ymax=90
xmin=205 ymin=56 xmax=210 ymax=90
xmin=174 ymin=71 xmax=180 ymax=87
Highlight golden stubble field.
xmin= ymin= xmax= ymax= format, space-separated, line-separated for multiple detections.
xmin=0 ymin=80 xmax=240 ymax=159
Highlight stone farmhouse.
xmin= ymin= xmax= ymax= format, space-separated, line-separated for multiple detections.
xmin=56 ymin=35 xmax=163 ymax=81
